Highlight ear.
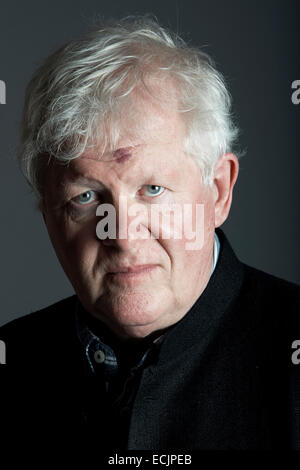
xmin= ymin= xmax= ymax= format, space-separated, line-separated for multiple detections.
xmin=212 ymin=153 xmax=239 ymax=228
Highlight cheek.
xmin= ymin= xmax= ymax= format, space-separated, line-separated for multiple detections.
xmin=158 ymin=201 xmax=214 ymax=251
xmin=157 ymin=201 xmax=215 ymax=280
xmin=46 ymin=215 xmax=100 ymax=272
xmin=164 ymin=237 xmax=206 ymax=263
xmin=158 ymin=237 xmax=200 ymax=278
xmin=148 ymin=202 xmax=205 ymax=243
xmin=68 ymin=237 xmax=99 ymax=271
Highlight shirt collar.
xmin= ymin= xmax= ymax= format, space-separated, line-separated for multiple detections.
xmin=212 ymin=230 xmax=220 ymax=274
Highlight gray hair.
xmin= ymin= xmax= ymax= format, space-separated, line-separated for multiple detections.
xmin=17 ymin=16 xmax=239 ymax=204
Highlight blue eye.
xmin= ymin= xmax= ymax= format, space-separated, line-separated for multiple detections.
xmin=144 ymin=185 xmax=164 ymax=197
xmin=74 ymin=190 xmax=97 ymax=205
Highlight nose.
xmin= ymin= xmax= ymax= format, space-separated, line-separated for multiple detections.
xmin=97 ymin=195 xmax=150 ymax=250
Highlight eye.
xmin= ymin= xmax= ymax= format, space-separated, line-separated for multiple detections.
xmin=73 ymin=190 xmax=98 ymax=205
xmin=142 ymin=185 xmax=165 ymax=197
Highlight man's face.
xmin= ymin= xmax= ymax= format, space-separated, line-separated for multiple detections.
xmin=43 ymin=96 xmax=217 ymax=339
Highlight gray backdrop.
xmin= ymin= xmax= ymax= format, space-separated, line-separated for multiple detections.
xmin=1 ymin=0 xmax=299 ymax=326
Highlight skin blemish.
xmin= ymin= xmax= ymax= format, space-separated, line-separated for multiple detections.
xmin=112 ymin=147 xmax=134 ymax=163
xmin=81 ymin=146 xmax=136 ymax=163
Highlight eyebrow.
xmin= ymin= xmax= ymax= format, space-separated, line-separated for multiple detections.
xmin=62 ymin=174 xmax=106 ymax=190
xmin=60 ymin=145 xmax=139 ymax=191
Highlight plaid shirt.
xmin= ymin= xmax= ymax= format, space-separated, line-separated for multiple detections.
xmin=75 ymin=305 xmax=165 ymax=382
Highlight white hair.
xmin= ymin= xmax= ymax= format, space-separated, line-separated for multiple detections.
xmin=17 ymin=16 xmax=239 ymax=204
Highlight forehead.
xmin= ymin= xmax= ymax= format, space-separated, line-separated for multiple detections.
xmin=71 ymin=141 xmax=185 ymax=186
xmin=93 ymin=92 xmax=186 ymax=159
xmin=70 ymin=100 xmax=187 ymax=176
xmin=44 ymin=92 xmax=195 ymax=195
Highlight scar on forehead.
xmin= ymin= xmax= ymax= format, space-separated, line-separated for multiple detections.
xmin=80 ymin=146 xmax=136 ymax=163
xmin=111 ymin=147 xmax=134 ymax=163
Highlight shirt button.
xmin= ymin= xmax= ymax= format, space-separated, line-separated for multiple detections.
xmin=94 ymin=350 xmax=106 ymax=364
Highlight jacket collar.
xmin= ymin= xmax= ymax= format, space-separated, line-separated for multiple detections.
xmin=155 ymin=228 xmax=245 ymax=366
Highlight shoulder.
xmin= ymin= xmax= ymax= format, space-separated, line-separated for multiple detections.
xmin=0 ymin=295 xmax=78 ymax=364
xmin=238 ymin=263 xmax=300 ymax=333
xmin=242 ymin=263 xmax=300 ymax=304
xmin=216 ymin=229 xmax=300 ymax=318
xmin=0 ymin=295 xmax=77 ymax=337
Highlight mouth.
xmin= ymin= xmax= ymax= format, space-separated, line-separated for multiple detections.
xmin=107 ymin=264 xmax=158 ymax=282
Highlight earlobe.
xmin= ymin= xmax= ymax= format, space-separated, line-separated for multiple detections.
xmin=213 ymin=153 xmax=239 ymax=228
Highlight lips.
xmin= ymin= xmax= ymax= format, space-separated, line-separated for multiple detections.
xmin=108 ymin=264 xmax=157 ymax=274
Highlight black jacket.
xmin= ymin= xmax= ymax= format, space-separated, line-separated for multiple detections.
xmin=1 ymin=229 xmax=300 ymax=451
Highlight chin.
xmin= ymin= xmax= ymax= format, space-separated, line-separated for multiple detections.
xmin=95 ymin=291 xmax=167 ymax=332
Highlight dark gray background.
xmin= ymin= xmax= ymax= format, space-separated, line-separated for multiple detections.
xmin=1 ymin=0 xmax=299 ymax=326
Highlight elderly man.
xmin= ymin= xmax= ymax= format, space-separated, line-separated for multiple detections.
xmin=1 ymin=17 xmax=300 ymax=451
